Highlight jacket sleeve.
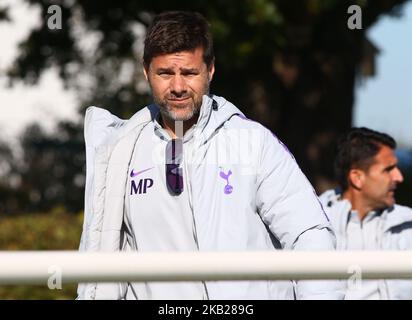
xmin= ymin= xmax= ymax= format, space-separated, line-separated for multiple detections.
xmin=255 ymin=128 xmax=344 ymax=300
xmin=77 ymin=106 xmax=126 ymax=300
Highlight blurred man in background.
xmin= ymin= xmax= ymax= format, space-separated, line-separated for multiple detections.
xmin=320 ymin=127 xmax=412 ymax=299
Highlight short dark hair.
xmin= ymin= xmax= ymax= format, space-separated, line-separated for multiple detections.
xmin=334 ymin=127 xmax=396 ymax=191
xmin=143 ymin=11 xmax=214 ymax=69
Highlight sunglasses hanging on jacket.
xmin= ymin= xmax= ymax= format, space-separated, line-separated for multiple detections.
xmin=165 ymin=138 xmax=184 ymax=195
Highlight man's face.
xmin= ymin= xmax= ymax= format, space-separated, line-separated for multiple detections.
xmin=360 ymin=145 xmax=404 ymax=209
xmin=143 ymin=47 xmax=214 ymax=122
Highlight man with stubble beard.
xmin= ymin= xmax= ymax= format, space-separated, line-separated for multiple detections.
xmin=77 ymin=11 xmax=343 ymax=300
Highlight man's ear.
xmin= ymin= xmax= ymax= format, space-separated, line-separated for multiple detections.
xmin=208 ymin=61 xmax=215 ymax=82
xmin=143 ymin=65 xmax=149 ymax=81
xmin=348 ymin=168 xmax=365 ymax=190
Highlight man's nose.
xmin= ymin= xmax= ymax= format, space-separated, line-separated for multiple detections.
xmin=170 ymin=75 xmax=187 ymax=95
xmin=392 ymin=167 xmax=404 ymax=184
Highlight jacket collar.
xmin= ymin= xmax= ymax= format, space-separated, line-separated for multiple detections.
xmin=326 ymin=188 xmax=412 ymax=233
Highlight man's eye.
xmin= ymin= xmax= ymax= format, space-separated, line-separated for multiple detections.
xmin=157 ymin=70 xmax=173 ymax=76
xmin=385 ymin=166 xmax=396 ymax=173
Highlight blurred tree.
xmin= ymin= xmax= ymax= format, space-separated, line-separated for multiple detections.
xmin=0 ymin=5 xmax=9 ymax=21
xmin=2 ymin=0 xmax=410 ymax=212
xmin=17 ymin=121 xmax=85 ymax=213
xmin=0 ymin=140 xmax=27 ymax=214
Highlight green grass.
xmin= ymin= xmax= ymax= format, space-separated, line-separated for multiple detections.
xmin=0 ymin=208 xmax=83 ymax=299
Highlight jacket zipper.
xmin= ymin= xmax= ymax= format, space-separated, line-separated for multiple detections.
xmin=379 ymin=216 xmax=391 ymax=299
xmin=183 ymin=140 xmax=210 ymax=299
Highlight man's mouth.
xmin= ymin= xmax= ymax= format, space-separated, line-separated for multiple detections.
xmin=388 ymin=187 xmax=397 ymax=196
xmin=168 ymin=97 xmax=190 ymax=102
xmin=167 ymin=97 xmax=191 ymax=108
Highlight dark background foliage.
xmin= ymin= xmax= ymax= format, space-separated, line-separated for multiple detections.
xmin=1 ymin=0 xmax=411 ymax=214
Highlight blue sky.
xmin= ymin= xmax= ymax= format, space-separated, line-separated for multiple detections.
xmin=354 ymin=1 xmax=412 ymax=148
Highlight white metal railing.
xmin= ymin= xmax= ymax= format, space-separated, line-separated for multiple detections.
xmin=1 ymin=251 xmax=412 ymax=285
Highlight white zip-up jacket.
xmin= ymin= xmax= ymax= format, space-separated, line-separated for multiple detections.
xmin=319 ymin=189 xmax=412 ymax=299
xmin=77 ymin=94 xmax=343 ymax=300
